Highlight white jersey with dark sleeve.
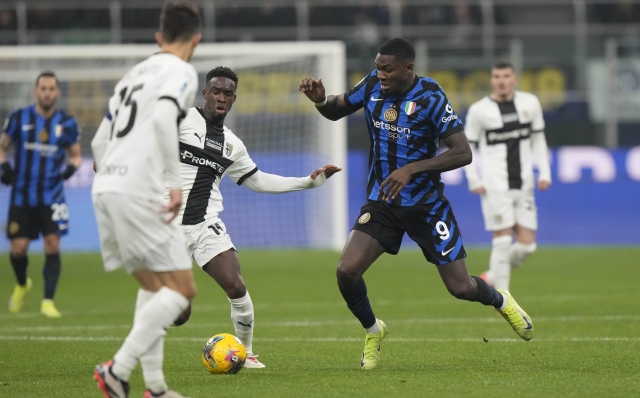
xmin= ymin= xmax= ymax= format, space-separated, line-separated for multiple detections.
xmin=172 ymin=107 xmax=258 ymax=225
xmin=464 ymin=90 xmax=550 ymax=193
xmin=92 ymin=52 xmax=198 ymax=201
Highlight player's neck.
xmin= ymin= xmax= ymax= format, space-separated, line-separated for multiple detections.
xmin=158 ymin=43 xmax=193 ymax=62
xmin=35 ymin=103 xmax=55 ymax=119
xmin=491 ymin=92 xmax=515 ymax=102
xmin=396 ymin=74 xmax=416 ymax=96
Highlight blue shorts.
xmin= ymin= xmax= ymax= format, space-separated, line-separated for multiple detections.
xmin=352 ymin=199 xmax=466 ymax=266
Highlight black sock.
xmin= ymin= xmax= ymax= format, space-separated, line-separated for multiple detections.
xmin=471 ymin=276 xmax=504 ymax=308
xmin=339 ymin=278 xmax=376 ymax=329
xmin=10 ymin=254 xmax=28 ymax=286
xmin=43 ymin=253 xmax=61 ymax=300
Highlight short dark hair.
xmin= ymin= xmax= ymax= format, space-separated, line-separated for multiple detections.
xmin=205 ymin=66 xmax=239 ymax=86
xmin=378 ymin=38 xmax=415 ymax=61
xmin=160 ymin=1 xmax=201 ymax=43
xmin=35 ymin=71 xmax=59 ymax=87
xmin=493 ymin=61 xmax=515 ymax=71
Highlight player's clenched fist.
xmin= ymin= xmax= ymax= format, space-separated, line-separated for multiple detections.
xmin=310 ymin=164 xmax=342 ymax=180
xmin=298 ymin=77 xmax=326 ymax=103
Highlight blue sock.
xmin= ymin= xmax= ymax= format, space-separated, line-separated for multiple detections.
xmin=10 ymin=254 xmax=28 ymax=286
xmin=43 ymin=253 xmax=61 ymax=300
xmin=472 ymin=276 xmax=504 ymax=308
xmin=339 ymin=278 xmax=376 ymax=329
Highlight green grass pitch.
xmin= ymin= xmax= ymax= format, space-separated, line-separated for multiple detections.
xmin=1 ymin=248 xmax=639 ymax=397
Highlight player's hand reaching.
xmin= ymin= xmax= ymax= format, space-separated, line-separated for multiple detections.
xmin=311 ymin=164 xmax=342 ymax=180
xmin=471 ymin=186 xmax=486 ymax=195
xmin=298 ymin=77 xmax=326 ymax=103
xmin=379 ymin=164 xmax=416 ymax=202
xmin=161 ymin=188 xmax=182 ymax=223
xmin=0 ymin=162 xmax=15 ymax=185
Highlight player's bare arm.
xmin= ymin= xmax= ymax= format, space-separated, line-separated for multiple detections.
xmin=298 ymin=77 xmax=357 ymax=121
xmin=0 ymin=133 xmax=14 ymax=184
xmin=61 ymin=142 xmax=82 ymax=180
xmin=379 ymin=132 xmax=472 ymax=201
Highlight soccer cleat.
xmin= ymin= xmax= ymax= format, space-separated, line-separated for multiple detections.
xmin=40 ymin=299 xmax=61 ymax=318
xmin=143 ymin=390 xmax=188 ymax=398
xmin=94 ymin=360 xmax=130 ymax=398
xmin=244 ymin=353 xmax=266 ymax=369
xmin=360 ymin=319 xmax=387 ymax=370
xmin=496 ymin=289 xmax=534 ymax=341
xmin=8 ymin=278 xmax=32 ymax=314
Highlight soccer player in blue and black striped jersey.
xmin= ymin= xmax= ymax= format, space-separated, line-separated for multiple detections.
xmin=300 ymin=38 xmax=535 ymax=369
xmin=0 ymin=71 xmax=81 ymax=318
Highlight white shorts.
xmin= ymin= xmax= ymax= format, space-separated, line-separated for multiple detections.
xmin=93 ymin=193 xmax=192 ymax=274
xmin=480 ymin=190 xmax=538 ymax=232
xmin=181 ymin=218 xmax=235 ymax=268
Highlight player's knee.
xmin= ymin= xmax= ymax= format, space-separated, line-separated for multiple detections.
xmin=173 ymin=304 xmax=191 ymax=327
xmin=224 ymin=281 xmax=247 ymax=300
xmin=336 ymin=261 xmax=360 ymax=285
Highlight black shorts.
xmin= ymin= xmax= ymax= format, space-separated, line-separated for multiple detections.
xmin=352 ymin=199 xmax=466 ymax=266
xmin=7 ymin=204 xmax=69 ymax=240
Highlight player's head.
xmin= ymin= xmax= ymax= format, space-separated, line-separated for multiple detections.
xmin=33 ymin=71 xmax=59 ymax=111
xmin=155 ymin=1 xmax=202 ymax=61
xmin=375 ymin=38 xmax=415 ymax=95
xmin=491 ymin=61 xmax=518 ymax=99
xmin=202 ymin=66 xmax=239 ymax=123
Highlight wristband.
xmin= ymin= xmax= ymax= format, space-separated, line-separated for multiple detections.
xmin=314 ymin=97 xmax=328 ymax=107
xmin=61 ymin=164 xmax=78 ymax=180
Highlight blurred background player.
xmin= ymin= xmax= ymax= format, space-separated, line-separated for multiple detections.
xmin=171 ymin=66 xmax=342 ymax=369
xmin=91 ymin=2 xmax=200 ymax=397
xmin=0 ymin=71 xmax=81 ymax=318
xmin=299 ymin=38 xmax=534 ymax=370
xmin=464 ymin=62 xmax=551 ymax=291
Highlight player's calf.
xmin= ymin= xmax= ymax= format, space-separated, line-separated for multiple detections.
xmin=172 ymin=304 xmax=191 ymax=326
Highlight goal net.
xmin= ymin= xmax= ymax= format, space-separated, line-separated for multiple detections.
xmin=0 ymin=42 xmax=348 ymax=251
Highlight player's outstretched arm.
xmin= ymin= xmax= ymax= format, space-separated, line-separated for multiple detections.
xmin=379 ymin=132 xmax=472 ymax=201
xmin=531 ymin=132 xmax=551 ymax=191
xmin=298 ymin=77 xmax=357 ymax=121
xmin=0 ymin=133 xmax=15 ymax=185
xmin=240 ymin=165 xmax=342 ymax=194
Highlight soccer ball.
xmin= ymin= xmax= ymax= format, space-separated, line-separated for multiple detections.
xmin=201 ymin=333 xmax=247 ymax=374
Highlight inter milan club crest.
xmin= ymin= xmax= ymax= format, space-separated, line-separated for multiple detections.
xmin=38 ymin=129 xmax=49 ymax=143
xmin=358 ymin=213 xmax=371 ymax=224
xmin=404 ymin=101 xmax=417 ymax=115
xmin=383 ymin=108 xmax=397 ymax=122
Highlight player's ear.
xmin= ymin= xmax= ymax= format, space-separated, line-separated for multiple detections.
xmin=406 ymin=61 xmax=414 ymax=75
xmin=192 ymin=33 xmax=202 ymax=47
xmin=201 ymin=88 xmax=207 ymax=99
xmin=155 ymin=31 xmax=163 ymax=47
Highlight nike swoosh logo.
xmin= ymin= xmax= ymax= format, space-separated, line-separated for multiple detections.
xmin=517 ymin=308 xmax=533 ymax=330
xmin=22 ymin=124 xmax=34 ymax=131
xmin=370 ymin=96 xmax=384 ymax=101
xmin=442 ymin=247 xmax=454 ymax=256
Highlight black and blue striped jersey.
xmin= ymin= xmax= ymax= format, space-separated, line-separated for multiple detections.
xmin=345 ymin=70 xmax=464 ymax=206
xmin=3 ymin=105 xmax=80 ymax=207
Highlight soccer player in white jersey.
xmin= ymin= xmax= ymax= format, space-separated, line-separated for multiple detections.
xmin=90 ymin=3 xmax=201 ymax=398
xmin=170 ymin=66 xmax=341 ymax=368
xmin=464 ymin=62 xmax=551 ymax=291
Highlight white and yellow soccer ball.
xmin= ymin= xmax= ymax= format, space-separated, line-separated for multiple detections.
xmin=201 ymin=333 xmax=247 ymax=374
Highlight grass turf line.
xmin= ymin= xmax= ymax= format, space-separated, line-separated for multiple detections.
xmin=0 ymin=248 xmax=639 ymax=397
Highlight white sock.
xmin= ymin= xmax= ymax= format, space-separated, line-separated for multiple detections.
xmin=134 ymin=289 xmax=168 ymax=394
xmin=510 ymin=242 xmax=537 ymax=269
xmin=112 ymin=287 xmax=189 ymax=381
xmin=500 ymin=292 xmax=509 ymax=310
xmin=229 ymin=292 xmax=254 ymax=354
xmin=489 ymin=236 xmax=513 ymax=291
xmin=366 ymin=320 xmax=381 ymax=335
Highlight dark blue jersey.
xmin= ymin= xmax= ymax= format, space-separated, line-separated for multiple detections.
xmin=3 ymin=105 xmax=80 ymax=207
xmin=344 ymin=71 xmax=464 ymax=206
